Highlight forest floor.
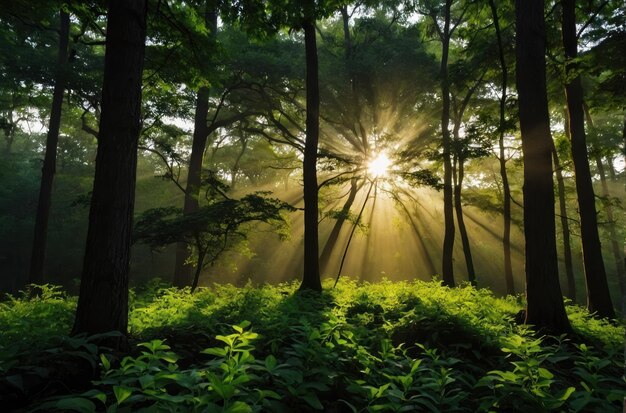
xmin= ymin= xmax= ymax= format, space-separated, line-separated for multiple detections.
xmin=0 ymin=279 xmax=624 ymax=412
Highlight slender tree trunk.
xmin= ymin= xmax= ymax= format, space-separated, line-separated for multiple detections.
xmin=191 ymin=245 xmax=206 ymax=293
xmin=516 ymin=0 xmax=571 ymax=333
xmin=552 ymin=142 xmax=576 ymax=300
xmin=561 ymin=0 xmax=614 ymax=318
xmin=595 ymin=156 xmax=626 ymax=296
xmin=488 ymin=0 xmax=515 ymax=295
xmin=300 ymin=14 xmax=322 ymax=292
xmin=28 ymin=10 xmax=70 ymax=285
xmin=72 ymin=0 xmax=147 ymax=344
xmin=440 ymin=0 xmax=455 ymax=287
xmin=454 ymin=158 xmax=476 ymax=285
xmin=173 ymin=2 xmax=217 ymax=287
xmin=320 ymin=177 xmax=360 ymax=274
xmin=173 ymin=87 xmax=210 ymax=287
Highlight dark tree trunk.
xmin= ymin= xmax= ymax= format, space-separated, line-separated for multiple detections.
xmin=552 ymin=142 xmax=576 ymax=301
xmin=561 ymin=0 xmax=614 ymax=318
xmin=488 ymin=0 xmax=515 ymax=295
xmin=453 ymin=158 xmax=475 ymax=285
xmin=72 ymin=0 xmax=147 ymax=344
xmin=28 ymin=10 xmax=70 ymax=285
xmin=320 ymin=177 xmax=360 ymax=274
xmin=516 ymin=0 xmax=571 ymax=333
xmin=173 ymin=86 xmax=210 ymax=288
xmin=440 ymin=0 xmax=455 ymax=287
xmin=173 ymin=2 xmax=217 ymax=288
xmin=300 ymin=16 xmax=322 ymax=292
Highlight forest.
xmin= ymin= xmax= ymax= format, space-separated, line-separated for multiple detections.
xmin=0 ymin=0 xmax=624 ymax=411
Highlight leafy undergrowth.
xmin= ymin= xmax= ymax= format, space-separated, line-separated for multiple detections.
xmin=1 ymin=279 xmax=624 ymax=412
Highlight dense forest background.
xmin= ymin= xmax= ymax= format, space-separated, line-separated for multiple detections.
xmin=0 ymin=0 xmax=624 ymax=305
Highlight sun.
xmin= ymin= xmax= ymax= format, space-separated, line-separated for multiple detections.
xmin=367 ymin=152 xmax=392 ymax=178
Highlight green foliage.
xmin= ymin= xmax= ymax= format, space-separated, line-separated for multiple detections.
xmin=133 ymin=192 xmax=295 ymax=276
xmin=2 ymin=280 xmax=624 ymax=412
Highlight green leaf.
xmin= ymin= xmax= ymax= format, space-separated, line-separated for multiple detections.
xmin=113 ymin=386 xmax=133 ymax=405
xmin=100 ymin=354 xmax=111 ymax=370
xmin=54 ymin=397 xmax=96 ymax=413
xmin=265 ymin=354 xmax=277 ymax=371
xmin=301 ymin=394 xmax=324 ymax=410
xmin=559 ymin=386 xmax=576 ymax=401
xmin=224 ymin=401 xmax=252 ymax=413
xmin=202 ymin=347 xmax=228 ymax=357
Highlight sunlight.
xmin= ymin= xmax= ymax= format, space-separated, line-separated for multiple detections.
xmin=367 ymin=153 xmax=392 ymax=178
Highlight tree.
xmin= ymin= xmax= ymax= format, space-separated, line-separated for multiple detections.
xmin=488 ymin=0 xmax=515 ymax=295
xmin=561 ymin=0 xmax=614 ymax=319
xmin=552 ymin=134 xmax=576 ymax=301
xmin=136 ymin=191 xmax=294 ymax=292
xmin=172 ymin=0 xmax=217 ymax=288
xmin=29 ymin=7 xmax=70 ymax=285
xmin=515 ymin=0 xmax=571 ymax=333
xmin=298 ymin=0 xmax=322 ymax=291
xmin=72 ymin=0 xmax=148 ymax=343
xmin=419 ymin=0 xmax=472 ymax=287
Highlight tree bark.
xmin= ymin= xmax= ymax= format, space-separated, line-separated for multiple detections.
xmin=173 ymin=86 xmax=210 ymax=288
xmin=552 ymin=142 xmax=576 ymax=301
xmin=72 ymin=0 xmax=147 ymax=344
xmin=488 ymin=0 xmax=515 ymax=295
xmin=300 ymin=14 xmax=322 ymax=292
xmin=516 ymin=0 xmax=571 ymax=333
xmin=28 ymin=10 xmax=70 ymax=285
xmin=440 ymin=0 xmax=455 ymax=287
xmin=561 ymin=0 xmax=614 ymax=318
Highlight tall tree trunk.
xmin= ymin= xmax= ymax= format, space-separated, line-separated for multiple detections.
xmin=440 ymin=0 xmax=455 ymax=287
xmin=488 ymin=0 xmax=514 ymax=295
xmin=320 ymin=177 xmax=360 ymax=274
xmin=28 ymin=10 xmax=70 ymax=285
xmin=453 ymin=157 xmax=476 ymax=285
xmin=300 ymin=14 xmax=322 ymax=292
xmin=173 ymin=86 xmax=210 ymax=287
xmin=173 ymin=1 xmax=217 ymax=288
xmin=516 ymin=0 xmax=571 ymax=333
xmin=72 ymin=0 xmax=147 ymax=344
xmin=561 ymin=0 xmax=614 ymax=318
xmin=552 ymin=141 xmax=576 ymax=301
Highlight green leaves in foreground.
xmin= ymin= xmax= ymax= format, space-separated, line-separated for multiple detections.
xmin=7 ymin=280 xmax=626 ymax=412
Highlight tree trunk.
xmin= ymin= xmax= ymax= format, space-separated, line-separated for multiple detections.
xmin=72 ymin=0 xmax=147 ymax=344
xmin=561 ymin=0 xmax=614 ymax=318
xmin=440 ymin=0 xmax=455 ymax=287
xmin=454 ymin=158 xmax=476 ymax=285
xmin=173 ymin=2 xmax=217 ymax=288
xmin=320 ymin=177 xmax=360 ymax=274
xmin=173 ymin=86 xmax=210 ymax=287
xmin=488 ymin=0 xmax=515 ymax=295
xmin=28 ymin=10 xmax=70 ymax=285
xmin=516 ymin=0 xmax=571 ymax=333
xmin=552 ymin=142 xmax=576 ymax=301
xmin=300 ymin=15 xmax=322 ymax=292
xmin=595 ymin=156 xmax=626 ymax=296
